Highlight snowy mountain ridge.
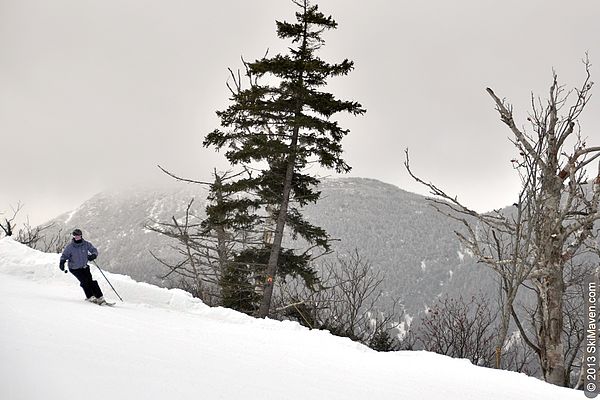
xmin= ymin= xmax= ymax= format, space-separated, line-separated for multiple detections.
xmin=42 ymin=177 xmax=496 ymax=316
xmin=0 ymin=237 xmax=581 ymax=399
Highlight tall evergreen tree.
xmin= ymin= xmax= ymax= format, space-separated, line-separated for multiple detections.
xmin=204 ymin=0 xmax=365 ymax=318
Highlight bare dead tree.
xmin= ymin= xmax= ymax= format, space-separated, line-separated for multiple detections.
xmin=405 ymin=149 xmax=535 ymax=370
xmin=146 ymin=198 xmax=221 ymax=302
xmin=147 ymin=168 xmax=269 ymax=310
xmin=276 ymin=250 xmax=403 ymax=351
xmin=405 ymin=57 xmax=599 ymax=386
xmin=34 ymin=227 xmax=71 ymax=254
xmin=0 ymin=202 xmax=24 ymax=237
xmin=501 ymin=330 xmax=539 ymax=376
xmin=417 ymin=295 xmax=496 ymax=367
xmin=511 ymin=263 xmax=589 ymax=388
xmin=15 ymin=219 xmax=62 ymax=250
xmin=1 ymin=203 xmax=69 ymax=253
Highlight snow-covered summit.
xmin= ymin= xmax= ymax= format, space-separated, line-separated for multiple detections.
xmin=0 ymin=237 xmax=580 ymax=399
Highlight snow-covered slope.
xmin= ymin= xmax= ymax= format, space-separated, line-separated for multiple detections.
xmin=0 ymin=237 xmax=579 ymax=400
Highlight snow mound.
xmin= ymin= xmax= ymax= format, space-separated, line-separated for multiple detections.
xmin=0 ymin=236 xmax=208 ymax=313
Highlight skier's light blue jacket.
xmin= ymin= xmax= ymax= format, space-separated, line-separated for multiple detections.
xmin=60 ymin=239 xmax=98 ymax=269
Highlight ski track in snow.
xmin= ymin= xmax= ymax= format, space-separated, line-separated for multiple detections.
xmin=0 ymin=237 xmax=581 ymax=400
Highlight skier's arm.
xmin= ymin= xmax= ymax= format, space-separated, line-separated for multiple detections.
xmin=87 ymin=242 xmax=98 ymax=261
xmin=59 ymin=247 xmax=71 ymax=271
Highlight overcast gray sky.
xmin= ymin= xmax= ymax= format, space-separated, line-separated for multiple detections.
xmin=1 ymin=0 xmax=599 ymax=226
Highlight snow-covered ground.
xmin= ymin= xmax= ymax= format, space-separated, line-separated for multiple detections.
xmin=0 ymin=237 xmax=581 ymax=400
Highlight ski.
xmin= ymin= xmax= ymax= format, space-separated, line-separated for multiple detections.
xmin=85 ymin=297 xmax=116 ymax=307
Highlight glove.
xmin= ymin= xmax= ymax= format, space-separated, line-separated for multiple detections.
xmin=88 ymin=254 xmax=97 ymax=261
xmin=59 ymin=261 xmax=67 ymax=273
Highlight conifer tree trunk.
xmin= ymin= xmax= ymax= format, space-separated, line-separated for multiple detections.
xmin=258 ymin=130 xmax=298 ymax=317
xmin=258 ymin=7 xmax=308 ymax=318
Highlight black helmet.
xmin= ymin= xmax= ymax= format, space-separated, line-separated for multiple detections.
xmin=72 ymin=228 xmax=83 ymax=236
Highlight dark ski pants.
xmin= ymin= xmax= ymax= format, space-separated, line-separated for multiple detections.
xmin=69 ymin=266 xmax=103 ymax=299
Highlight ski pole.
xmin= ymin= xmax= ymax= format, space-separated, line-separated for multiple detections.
xmin=92 ymin=261 xmax=123 ymax=302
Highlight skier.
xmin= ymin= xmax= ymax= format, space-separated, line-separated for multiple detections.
xmin=59 ymin=228 xmax=108 ymax=305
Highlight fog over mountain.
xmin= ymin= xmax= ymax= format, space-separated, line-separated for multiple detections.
xmin=44 ymin=177 xmax=497 ymax=316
